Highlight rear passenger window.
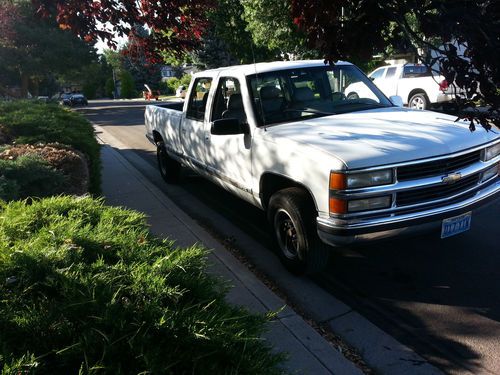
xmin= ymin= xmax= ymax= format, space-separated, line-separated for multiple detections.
xmin=186 ymin=78 xmax=212 ymax=121
xmin=211 ymin=77 xmax=246 ymax=124
xmin=385 ymin=67 xmax=397 ymax=79
xmin=403 ymin=65 xmax=431 ymax=78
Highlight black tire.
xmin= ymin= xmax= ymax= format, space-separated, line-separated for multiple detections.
xmin=267 ymin=187 xmax=329 ymax=275
xmin=408 ymin=92 xmax=429 ymax=110
xmin=157 ymin=142 xmax=181 ymax=183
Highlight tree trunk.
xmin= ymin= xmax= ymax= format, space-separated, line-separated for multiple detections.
xmin=20 ymin=71 xmax=30 ymax=98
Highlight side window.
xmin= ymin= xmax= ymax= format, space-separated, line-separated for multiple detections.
xmin=369 ymin=68 xmax=386 ymax=80
xmin=385 ymin=67 xmax=397 ymax=79
xmin=211 ymin=77 xmax=246 ymax=123
xmin=403 ymin=65 xmax=431 ymax=78
xmin=250 ymin=75 xmax=286 ymax=125
xmin=186 ymin=77 xmax=212 ymax=121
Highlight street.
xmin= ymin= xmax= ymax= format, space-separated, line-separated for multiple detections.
xmin=83 ymin=99 xmax=500 ymax=375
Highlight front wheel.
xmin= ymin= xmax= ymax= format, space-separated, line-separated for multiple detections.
xmin=268 ymin=188 xmax=329 ymax=275
xmin=408 ymin=92 xmax=429 ymax=110
xmin=157 ymin=142 xmax=181 ymax=183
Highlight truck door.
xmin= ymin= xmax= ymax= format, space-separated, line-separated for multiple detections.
xmin=182 ymin=77 xmax=212 ymax=171
xmin=205 ymin=76 xmax=254 ymax=200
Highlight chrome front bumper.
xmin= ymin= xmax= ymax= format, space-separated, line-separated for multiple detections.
xmin=317 ymin=178 xmax=499 ymax=246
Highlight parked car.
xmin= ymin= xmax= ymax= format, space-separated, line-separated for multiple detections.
xmin=36 ymin=96 xmax=50 ymax=103
xmin=67 ymin=94 xmax=88 ymax=106
xmin=59 ymin=93 xmax=73 ymax=106
xmin=145 ymin=60 xmax=500 ymax=275
xmin=176 ymin=85 xmax=187 ymax=99
xmin=345 ymin=63 xmax=457 ymax=110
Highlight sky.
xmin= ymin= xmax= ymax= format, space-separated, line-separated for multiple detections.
xmin=95 ymin=35 xmax=129 ymax=54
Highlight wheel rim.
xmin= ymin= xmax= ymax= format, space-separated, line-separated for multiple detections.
xmin=410 ymin=96 xmax=425 ymax=110
xmin=274 ymin=209 xmax=299 ymax=260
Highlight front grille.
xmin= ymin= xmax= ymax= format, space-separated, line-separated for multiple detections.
xmin=397 ymin=150 xmax=481 ymax=181
xmin=396 ymin=174 xmax=480 ymax=206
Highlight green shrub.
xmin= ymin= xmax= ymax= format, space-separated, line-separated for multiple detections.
xmin=105 ymin=78 xmax=115 ymax=98
xmin=0 ymin=155 xmax=67 ymax=201
xmin=82 ymin=82 xmax=97 ymax=100
xmin=0 ymin=197 xmax=284 ymax=374
xmin=162 ymin=74 xmax=192 ymax=95
xmin=120 ymin=70 xmax=136 ymax=99
xmin=0 ymin=101 xmax=100 ymax=194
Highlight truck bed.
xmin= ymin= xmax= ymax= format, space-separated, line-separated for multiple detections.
xmin=144 ymin=102 xmax=184 ymax=155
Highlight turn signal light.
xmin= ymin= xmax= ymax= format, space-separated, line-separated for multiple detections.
xmin=329 ymin=197 xmax=347 ymax=214
xmin=329 ymin=172 xmax=346 ymax=190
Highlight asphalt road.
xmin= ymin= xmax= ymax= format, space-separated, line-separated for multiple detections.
xmin=82 ymin=99 xmax=500 ymax=375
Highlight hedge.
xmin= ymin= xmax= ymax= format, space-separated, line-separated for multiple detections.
xmin=0 ymin=196 xmax=285 ymax=374
xmin=0 ymin=101 xmax=100 ymax=194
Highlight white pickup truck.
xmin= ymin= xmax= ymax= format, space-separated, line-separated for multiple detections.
xmin=345 ymin=63 xmax=455 ymax=110
xmin=145 ymin=60 xmax=500 ymax=275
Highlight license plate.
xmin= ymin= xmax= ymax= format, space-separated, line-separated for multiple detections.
xmin=441 ymin=212 xmax=472 ymax=239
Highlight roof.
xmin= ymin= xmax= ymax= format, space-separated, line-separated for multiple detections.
xmin=194 ymin=60 xmax=353 ymax=77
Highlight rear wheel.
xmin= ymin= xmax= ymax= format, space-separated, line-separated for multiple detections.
xmin=408 ymin=92 xmax=429 ymax=110
xmin=157 ymin=142 xmax=181 ymax=183
xmin=268 ymin=188 xmax=329 ymax=275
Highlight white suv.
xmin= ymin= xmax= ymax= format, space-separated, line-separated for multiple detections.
xmin=346 ymin=64 xmax=455 ymax=110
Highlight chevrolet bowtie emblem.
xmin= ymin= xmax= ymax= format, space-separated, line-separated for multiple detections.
xmin=442 ymin=173 xmax=462 ymax=184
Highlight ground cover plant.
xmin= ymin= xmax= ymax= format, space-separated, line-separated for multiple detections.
xmin=0 ymin=154 xmax=66 ymax=201
xmin=0 ymin=101 xmax=100 ymax=194
xmin=0 ymin=143 xmax=90 ymax=201
xmin=0 ymin=196 xmax=285 ymax=374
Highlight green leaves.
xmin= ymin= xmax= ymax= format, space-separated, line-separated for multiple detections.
xmin=0 ymin=101 xmax=101 ymax=194
xmin=0 ymin=197 xmax=285 ymax=374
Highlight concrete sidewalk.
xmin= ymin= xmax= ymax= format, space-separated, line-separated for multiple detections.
xmin=100 ymin=143 xmax=363 ymax=374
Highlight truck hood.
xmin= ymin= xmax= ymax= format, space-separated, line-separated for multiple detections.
xmin=263 ymin=107 xmax=499 ymax=169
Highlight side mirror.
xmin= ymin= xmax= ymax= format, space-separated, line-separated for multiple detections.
xmin=211 ymin=118 xmax=250 ymax=135
xmin=389 ymin=95 xmax=404 ymax=107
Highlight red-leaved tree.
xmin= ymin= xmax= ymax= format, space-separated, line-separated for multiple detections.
xmin=0 ymin=2 xmax=21 ymax=47
xmin=32 ymin=0 xmax=215 ymax=59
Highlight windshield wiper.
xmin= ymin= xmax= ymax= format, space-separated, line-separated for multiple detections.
xmin=283 ymin=108 xmax=337 ymax=115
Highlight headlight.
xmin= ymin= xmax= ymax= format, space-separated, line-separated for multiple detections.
xmin=484 ymin=143 xmax=500 ymax=161
xmin=330 ymin=170 xmax=393 ymax=190
xmin=347 ymin=196 xmax=392 ymax=212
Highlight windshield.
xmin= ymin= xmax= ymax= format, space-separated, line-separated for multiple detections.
xmin=248 ymin=65 xmax=393 ymax=126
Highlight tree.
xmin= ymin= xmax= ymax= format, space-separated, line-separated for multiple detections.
xmin=121 ymin=26 xmax=163 ymax=91
xmin=207 ymin=0 xmax=274 ymax=64
xmin=120 ymin=70 xmax=136 ymax=99
xmin=0 ymin=0 xmax=95 ymax=97
xmin=105 ymin=78 xmax=115 ymax=98
xmin=291 ymin=0 xmax=500 ymax=128
xmin=32 ymin=0 xmax=216 ymax=61
xmin=241 ymin=0 xmax=317 ymax=59
xmin=169 ymin=0 xmax=275 ymax=68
